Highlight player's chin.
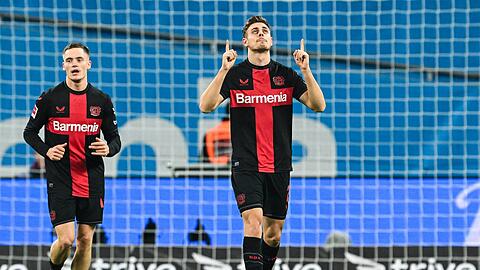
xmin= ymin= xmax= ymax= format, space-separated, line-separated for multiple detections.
xmin=252 ymin=46 xmax=270 ymax=53
xmin=68 ymin=75 xmax=84 ymax=83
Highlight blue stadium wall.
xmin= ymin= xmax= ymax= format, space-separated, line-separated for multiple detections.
xmin=2 ymin=177 xmax=480 ymax=247
xmin=1 ymin=0 xmax=480 ymax=247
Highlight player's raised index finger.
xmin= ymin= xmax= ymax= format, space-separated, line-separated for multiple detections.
xmin=225 ymin=40 xmax=230 ymax=52
xmin=300 ymin=38 xmax=305 ymax=51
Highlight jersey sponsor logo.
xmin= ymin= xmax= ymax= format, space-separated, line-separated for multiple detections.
xmin=234 ymin=92 xmax=288 ymax=104
xmin=273 ymin=76 xmax=285 ymax=86
xmin=239 ymin=78 xmax=249 ymax=86
xmin=90 ymin=106 xmax=101 ymax=116
xmin=52 ymin=120 xmax=100 ymax=133
xmin=31 ymin=105 xmax=38 ymax=119
xmin=55 ymin=106 xmax=65 ymax=113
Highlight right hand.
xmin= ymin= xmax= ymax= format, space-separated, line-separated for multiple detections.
xmin=46 ymin=143 xmax=67 ymax=161
xmin=222 ymin=40 xmax=237 ymax=71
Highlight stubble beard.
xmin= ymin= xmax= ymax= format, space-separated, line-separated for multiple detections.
xmin=250 ymin=45 xmax=270 ymax=53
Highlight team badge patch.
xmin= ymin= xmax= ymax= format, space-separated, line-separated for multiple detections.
xmin=90 ymin=106 xmax=101 ymax=116
xmin=273 ymin=76 xmax=285 ymax=86
xmin=31 ymin=105 xmax=38 ymax=119
xmin=236 ymin=193 xmax=246 ymax=205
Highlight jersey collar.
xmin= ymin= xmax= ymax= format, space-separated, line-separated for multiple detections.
xmin=245 ymin=59 xmax=271 ymax=70
xmin=64 ymin=81 xmax=91 ymax=95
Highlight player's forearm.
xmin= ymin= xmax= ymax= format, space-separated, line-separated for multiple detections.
xmin=103 ymin=131 xmax=122 ymax=157
xmin=23 ymin=129 xmax=50 ymax=157
xmin=199 ymin=69 xmax=228 ymax=113
xmin=302 ymin=68 xmax=326 ymax=112
xmin=105 ymin=134 xmax=121 ymax=157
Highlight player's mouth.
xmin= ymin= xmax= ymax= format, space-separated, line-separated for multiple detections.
xmin=71 ymin=69 xmax=80 ymax=75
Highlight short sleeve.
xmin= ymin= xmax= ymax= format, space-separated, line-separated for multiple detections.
xmin=290 ymin=68 xmax=307 ymax=100
xmin=220 ymin=70 xmax=233 ymax=100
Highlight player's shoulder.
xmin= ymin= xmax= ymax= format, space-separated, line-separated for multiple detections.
xmin=40 ymin=82 xmax=65 ymax=100
xmin=88 ymin=84 xmax=111 ymax=100
xmin=229 ymin=60 xmax=248 ymax=73
xmin=271 ymin=60 xmax=295 ymax=73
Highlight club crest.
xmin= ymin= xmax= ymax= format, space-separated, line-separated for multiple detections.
xmin=273 ymin=76 xmax=285 ymax=86
xmin=90 ymin=106 xmax=101 ymax=116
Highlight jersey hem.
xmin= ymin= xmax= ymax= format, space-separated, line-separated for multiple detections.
xmin=263 ymin=214 xmax=287 ymax=220
xmin=77 ymin=220 xmax=103 ymax=225
xmin=52 ymin=219 xmax=75 ymax=228
xmin=238 ymin=204 xmax=263 ymax=213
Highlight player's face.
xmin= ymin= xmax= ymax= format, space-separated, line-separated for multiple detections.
xmin=62 ymin=48 xmax=91 ymax=84
xmin=242 ymin=22 xmax=272 ymax=53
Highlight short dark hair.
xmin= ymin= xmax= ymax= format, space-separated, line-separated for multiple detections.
xmin=242 ymin=16 xmax=271 ymax=38
xmin=62 ymin=42 xmax=90 ymax=56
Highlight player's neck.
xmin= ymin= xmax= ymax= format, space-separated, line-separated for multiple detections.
xmin=66 ymin=78 xmax=88 ymax=91
xmin=247 ymin=51 xmax=270 ymax=67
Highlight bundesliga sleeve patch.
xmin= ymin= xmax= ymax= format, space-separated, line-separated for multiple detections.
xmin=31 ymin=105 xmax=38 ymax=119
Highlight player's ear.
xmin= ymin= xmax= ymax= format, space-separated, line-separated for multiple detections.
xmin=242 ymin=37 xmax=248 ymax=47
xmin=62 ymin=61 xmax=66 ymax=71
xmin=87 ymin=59 xmax=92 ymax=70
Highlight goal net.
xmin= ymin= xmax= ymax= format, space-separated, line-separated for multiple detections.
xmin=0 ymin=0 xmax=479 ymax=269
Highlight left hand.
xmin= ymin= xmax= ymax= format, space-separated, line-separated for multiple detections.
xmin=293 ymin=38 xmax=309 ymax=71
xmin=89 ymin=137 xmax=109 ymax=157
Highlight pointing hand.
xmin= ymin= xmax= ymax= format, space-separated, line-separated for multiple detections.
xmin=222 ymin=40 xmax=237 ymax=71
xmin=293 ymin=38 xmax=309 ymax=71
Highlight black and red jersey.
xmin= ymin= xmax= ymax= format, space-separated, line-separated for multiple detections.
xmin=220 ymin=60 xmax=307 ymax=173
xmin=24 ymin=82 xmax=121 ymax=198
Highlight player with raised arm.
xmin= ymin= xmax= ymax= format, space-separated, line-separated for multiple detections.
xmin=24 ymin=43 xmax=121 ymax=270
xmin=199 ymin=16 xmax=326 ymax=270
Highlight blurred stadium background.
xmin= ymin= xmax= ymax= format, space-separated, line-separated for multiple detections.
xmin=1 ymin=0 xmax=480 ymax=269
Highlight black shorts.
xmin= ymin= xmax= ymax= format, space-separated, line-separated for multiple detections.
xmin=47 ymin=194 xmax=104 ymax=227
xmin=231 ymin=171 xmax=290 ymax=220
